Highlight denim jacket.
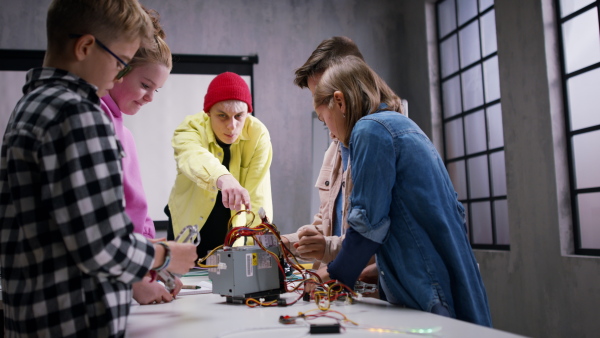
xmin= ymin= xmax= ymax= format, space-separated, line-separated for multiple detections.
xmin=329 ymin=109 xmax=492 ymax=327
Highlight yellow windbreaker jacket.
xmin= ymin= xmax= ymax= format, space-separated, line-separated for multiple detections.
xmin=167 ymin=112 xmax=273 ymax=237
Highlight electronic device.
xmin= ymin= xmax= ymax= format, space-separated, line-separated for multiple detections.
xmin=207 ymin=233 xmax=285 ymax=304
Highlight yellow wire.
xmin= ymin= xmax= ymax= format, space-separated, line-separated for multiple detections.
xmin=245 ymin=297 xmax=278 ymax=307
xmin=217 ymin=211 xmax=358 ymax=316
xmin=296 ymin=308 xmax=358 ymax=326
xmin=196 ymin=244 xmax=224 ymax=267
xmin=227 ymin=209 xmax=256 ymax=231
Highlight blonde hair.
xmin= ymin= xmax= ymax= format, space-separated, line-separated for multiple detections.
xmin=128 ymin=8 xmax=173 ymax=71
xmin=46 ymin=0 xmax=153 ymax=55
xmin=313 ymin=55 xmax=404 ymax=146
xmin=210 ymin=100 xmax=249 ymax=114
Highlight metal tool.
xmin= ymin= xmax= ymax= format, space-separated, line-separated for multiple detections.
xmin=159 ymin=224 xmax=200 ymax=292
xmin=354 ymin=280 xmax=378 ymax=294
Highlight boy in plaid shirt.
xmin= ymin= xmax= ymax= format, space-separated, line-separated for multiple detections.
xmin=0 ymin=1 xmax=197 ymax=337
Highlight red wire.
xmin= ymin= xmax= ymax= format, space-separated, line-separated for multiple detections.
xmin=222 ymin=217 xmax=356 ymax=309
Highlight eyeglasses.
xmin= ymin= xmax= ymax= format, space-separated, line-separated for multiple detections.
xmin=69 ymin=34 xmax=132 ymax=80
xmin=315 ymin=110 xmax=324 ymax=122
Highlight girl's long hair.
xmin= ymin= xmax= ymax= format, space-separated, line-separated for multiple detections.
xmin=313 ymin=55 xmax=403 ymax=146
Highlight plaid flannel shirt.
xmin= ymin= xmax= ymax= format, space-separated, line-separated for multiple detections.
xmin=0 ymin=68 xmax=155 ymax=337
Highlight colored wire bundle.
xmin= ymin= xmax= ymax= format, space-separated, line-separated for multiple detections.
xmin=310 ymin=280 xmax=357 ymax=311
xmin=279 ymin=308 xmax=358 ymax=327
xmin=199 ymin=209 xmax=356 ymax=311
xmin=196 ymin=245 xmax=222 ymax=268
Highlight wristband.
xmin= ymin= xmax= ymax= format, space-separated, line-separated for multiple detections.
xmin=149 ymin=270 xmax=158 ymax=282
xmin=153 ymin=241 xmax=171 ymax=272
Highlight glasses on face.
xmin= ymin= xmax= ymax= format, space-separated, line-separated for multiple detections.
xmin=69 ymin=34 xmax=132 ymax=80
xmin=314 ymin=98 xmax=331 ymax=124
xmin=315 ymin=110 xmax=324 ymax=122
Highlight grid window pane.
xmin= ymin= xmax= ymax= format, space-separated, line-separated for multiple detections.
xmin=461 ymin=65 xmax=484 ymax=111
xmin=439 ymin=0 xmax=505 ymax=248
xmin=465 ymin=110 xmax=487 ymax=154
xmin=490 ymin=151 xmax=507 ymax=196
xmin=572 ymin=130 xmax=600 ymax=189
xmin=468 ymin=155 xmax=490 ymax=198
xmin=486 ymin=103 xmax=504 ymax=149
xmin=459 ymin=21 xmax=481 ymax=68
xmin=458 ymin=0 xmax=478 ymax=25
xmin=578 ymin=192 xmax=600 ymax=249
xmin=441 ymin=34 xmax=460 ymax=77
xmin=438 ymin=0 xmax=457 ymax=37
xmin=566 ymin=67 xmax=600 ymax=131
xmin=479 ymin=0 xmax=494 ymax=12
xmin=445 ymin=118 xmax=465 ymax=159
xmin=448 ymin=160 xmax=468 ymax=200
xmin=494 ymin=199 xmax=509 ymax=245
xmin=562 ymin=9 xmax=600 ymax=74
xmin=483 ymin=56 xmax=501 ymax=102
xmin=471 ymin=201 xmax=493 ymax=244
xmin=443 ymin=76 xmax=463 ymax=118
xmin=480 ymin=9 xmax=497 ymax=56
xmin=560 ymin=0 xmax=595 ymax=18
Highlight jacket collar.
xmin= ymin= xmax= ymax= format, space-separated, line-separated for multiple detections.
xmin=23 ymin=67 xmax=100 ymax=105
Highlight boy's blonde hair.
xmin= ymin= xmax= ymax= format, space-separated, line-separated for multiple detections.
xmin=129 ymin=8 xmax=172 ymax=71
xmin=46 ymin=0 xmax=153 ymax=55
xmin=313 ymin=55 xmax=404 ymax=146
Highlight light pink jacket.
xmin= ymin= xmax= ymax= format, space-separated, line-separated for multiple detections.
xmin=282 ymin=139 xmax=351 ymax=266
xmin=100 ymin=95 xmax=155 ymax=239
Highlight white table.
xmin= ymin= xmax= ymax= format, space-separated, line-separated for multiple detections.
xmin=125 ymin=275 xmax=527 ymax=338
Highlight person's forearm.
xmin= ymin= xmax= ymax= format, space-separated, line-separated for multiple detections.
xmin=172 ymin=121 xmax=229 ymax=188
xmin=320 ymin=234 xmax=344 ymax=264
xmin=327 ymin=227 xmax=380 ymax=288
xmin=152 ymin=243 xmax=166 ymax=270
xmin=216 ymin=174 xmax=232 ymax=190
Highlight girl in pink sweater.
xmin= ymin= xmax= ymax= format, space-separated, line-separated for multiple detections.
xmin=100 ymin=8 xmax=182 ymax=304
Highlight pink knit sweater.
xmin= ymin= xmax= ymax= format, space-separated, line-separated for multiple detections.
xmin=100 ymin=95 xmax=155 ymax=239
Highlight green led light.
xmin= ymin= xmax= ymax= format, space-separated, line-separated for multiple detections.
xmin=365 ymin=325 xmax=441 ymax=335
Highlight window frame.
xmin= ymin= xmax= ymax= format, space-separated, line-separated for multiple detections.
xmin=435 ymin=0 xmax=509 ymax=250
xmin=554 ymin=1 xmax=600 ymax=256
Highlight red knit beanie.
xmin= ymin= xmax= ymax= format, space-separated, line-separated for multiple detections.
xmin=203 ymin=72 xmax=253 ymax=113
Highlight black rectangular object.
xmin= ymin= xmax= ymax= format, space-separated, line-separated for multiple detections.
xmin=309 ymin=323 xmax=341 ymax=334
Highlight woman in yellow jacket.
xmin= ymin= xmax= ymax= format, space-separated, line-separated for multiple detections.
xmin=166 ymin=72 xmax=273 ymax=257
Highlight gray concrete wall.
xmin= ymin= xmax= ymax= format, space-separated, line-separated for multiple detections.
xmin=0 ymin=0 xmax=404 ymax=234
xmin=397 ymin=1 xmax=600 ymax=337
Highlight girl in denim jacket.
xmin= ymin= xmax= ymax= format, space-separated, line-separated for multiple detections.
xmin=310 ymin=55 xmax=492 ymax=327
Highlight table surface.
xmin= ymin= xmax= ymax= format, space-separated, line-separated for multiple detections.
xmin=125 ymin=274 xmax=527 ymax=338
